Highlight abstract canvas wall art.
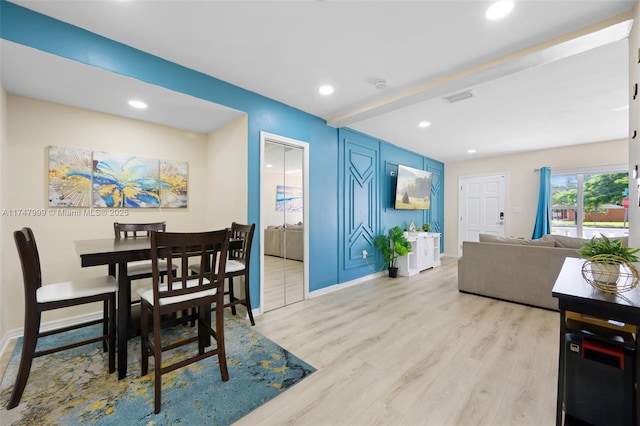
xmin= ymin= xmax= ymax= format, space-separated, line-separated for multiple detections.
xmin=48 ymin=146 xmax=189 ymax=209
xmin=48 ymin=146 xmax=92 ymax=207
xmin=92 ymin=151 xmax=160 ymax=208
xmin=160 ymin=160 xmax=188 ymax=208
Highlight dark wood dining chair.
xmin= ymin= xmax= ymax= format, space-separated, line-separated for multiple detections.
xmin=113 ymin=221 xmax=177 ymax=336
xmin=8 ymin=227 xmax=117 ymax=410
xmin=138 ymin=229 xmax=231 ymax=414
xmin=189 ymin=222 xmax=256 ymax=325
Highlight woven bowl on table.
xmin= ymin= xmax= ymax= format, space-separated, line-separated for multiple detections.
xmin=581 ymin=254 xmax=639 ymax=294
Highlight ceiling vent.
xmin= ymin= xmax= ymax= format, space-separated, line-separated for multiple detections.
xmin=443 ymin=90 xmax=476 ymax=103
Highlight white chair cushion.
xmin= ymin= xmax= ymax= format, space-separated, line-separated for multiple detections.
xmin=225 ymin=260 xmax=246 ymax=273
xmin=188 ymin=260 xmax=245 ymax=275
xmin=136 ymin=278 xmax=216 ymax=306
xmin=126 ymin=259 xmax=174 ymax=276
xmin=37 ymin=276 xmax=117 ymax=304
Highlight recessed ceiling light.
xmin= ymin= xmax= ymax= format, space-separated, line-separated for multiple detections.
xmin=468 ymin=149 xmax=477 ymax=154
xmin=485 ymin=1 xmax=514 ymax=20
xmin=418 ymin=121 xmax=431 ymax=128
xmin=128 ymin=99 xmax=147 ymax=109
xmin=266 ymin=164 xmax=273 ymax=168
xmin=318 ymin=85 xmax=334 ymax=95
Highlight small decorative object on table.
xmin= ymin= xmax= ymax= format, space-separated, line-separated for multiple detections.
xmin=577 ymin=235 xmax=640 ymax=293
xmin=409 ymin=220 xmax=416 ymax=233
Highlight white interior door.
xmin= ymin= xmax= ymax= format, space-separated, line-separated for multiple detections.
xmin=458 ymin=174 xmax=507 ymax=255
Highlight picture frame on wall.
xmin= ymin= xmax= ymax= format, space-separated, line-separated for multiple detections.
xmin=276 ymin=185 xmax=303 ymax=212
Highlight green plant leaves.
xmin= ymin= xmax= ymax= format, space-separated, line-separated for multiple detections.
xmin=577 ymin=235 xmax=640 ymax=262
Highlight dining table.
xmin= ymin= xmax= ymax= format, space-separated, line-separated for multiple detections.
xmin=75 ymin=236 xmax=241 ymax=379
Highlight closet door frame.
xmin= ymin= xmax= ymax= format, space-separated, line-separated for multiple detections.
xmin=259 ymin=131 xmax=309 ymax=314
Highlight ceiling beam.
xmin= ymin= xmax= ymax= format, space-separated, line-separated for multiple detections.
xmin=327 ymin=12 xmax=634 ymax=128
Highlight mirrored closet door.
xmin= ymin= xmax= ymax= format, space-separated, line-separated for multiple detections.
xmin=262 ymin=139 xmax=305 ymax=311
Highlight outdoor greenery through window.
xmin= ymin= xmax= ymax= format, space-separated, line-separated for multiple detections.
xmin=551 ymin=171 xmax=629 ymax=239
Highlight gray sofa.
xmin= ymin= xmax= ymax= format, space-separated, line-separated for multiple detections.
xmin=263 ymin=223 xmax=304 ymax=261
xmin=458 ymin=234 xmax=589 ymax=310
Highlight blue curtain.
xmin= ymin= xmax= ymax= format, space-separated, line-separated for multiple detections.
xmin=532 ymin=166 xmax=551 ymax=239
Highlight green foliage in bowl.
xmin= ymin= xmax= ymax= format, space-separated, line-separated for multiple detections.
xmin=577 ymin=235 xmax=640 ymax=263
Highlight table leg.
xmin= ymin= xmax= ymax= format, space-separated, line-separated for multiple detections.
xmin=117 ymin=261 xmax=128 ymax=379
xmin=556 ymin=308 xmax=566 ymax=426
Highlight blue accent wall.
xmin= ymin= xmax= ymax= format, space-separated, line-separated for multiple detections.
xmin=1 ymin=1 xmax=443 ymax=301
xmin=338 ymin=128 xmax=444 ymax=279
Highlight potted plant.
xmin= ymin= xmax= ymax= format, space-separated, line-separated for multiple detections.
xmin=421 ymin=223 xmax=431 ymax=232
xmin=374 ymin=226 xmax=412 ymax=277
xmin=577 ymin=235 xmax=639 ymax=285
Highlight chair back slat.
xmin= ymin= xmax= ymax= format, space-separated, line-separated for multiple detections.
xmin=114 ymin=222 xmax=166 ymax=239
xmin=229 ymin=222 xmax=255 ymax=264
xmin=151 ymin=229 xmax=230 ymax=303
xmin=14 ymin=228 xmax=42 ymax=302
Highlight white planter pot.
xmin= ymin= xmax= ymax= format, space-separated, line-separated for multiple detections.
xmin=590 ymin=262 xmax=620 ymax=285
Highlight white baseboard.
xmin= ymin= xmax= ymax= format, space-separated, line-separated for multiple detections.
xmin=308 ymin=270 xmax=386 ymax=298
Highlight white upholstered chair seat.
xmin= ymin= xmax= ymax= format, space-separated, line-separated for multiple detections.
xmin=137 ymin=278 xmax=216 ymax=306
xmin=225 ymin=260 xmax=245 ymax=273
xmin=37 ymin=276 xmax=118 ymax=304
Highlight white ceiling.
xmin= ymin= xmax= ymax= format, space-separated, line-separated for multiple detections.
xmin=1 ymin=0 xmax=637 ymax=163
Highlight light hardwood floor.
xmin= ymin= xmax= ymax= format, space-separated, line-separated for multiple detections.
xmin=236 ymin=256 xmax=559 ymax=426
xmin=263 ymin=254 xmax=304 ymax=311
xmin=0 ymin=257 xmax=559 ymax=425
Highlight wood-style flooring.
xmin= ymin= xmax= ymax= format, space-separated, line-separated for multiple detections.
xmin=0 ymin=257 xmax=560 ymax=425
xmin=263 ymin=254 xmax=304 ymax=312
xmin=236 ymin=256 xmax=559 ymax=425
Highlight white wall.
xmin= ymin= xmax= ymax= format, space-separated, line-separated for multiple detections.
xmin=1 ymin=95 xmax=215 ymax=333
xmin=206 ymin=114 xmax=248 ymax=229
xmin=0 ymin=85 xmax=7 ymax=340
xmin=629 ymin=2 xmax=640 ymax=248
xmin=444 ymin=139 xmax=628 ymax=256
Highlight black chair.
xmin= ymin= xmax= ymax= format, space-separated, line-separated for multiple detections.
xmin=138 ymin=229 xmax=231 ymax=414
xmin=8 ymin=227 xmax=117 ymax=409
xmin=113 ymin=222 xmax=177 ymax=336
xmin=189 ymin=222 xmax=256 ymax=325
xmin=224 ymin=223 xmax=256 ymax=325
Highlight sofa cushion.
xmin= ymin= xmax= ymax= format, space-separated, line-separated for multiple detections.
xmin=552 ymin=234 xmax=629 ymax=248
xmin=478 ymin=234 xmax=556 ymax=247
xmin=552 ymin=235 xmax=588 ymax=249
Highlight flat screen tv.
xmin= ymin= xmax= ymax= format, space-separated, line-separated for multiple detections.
xmin=394 ymin=164 xmax=432 ymax=210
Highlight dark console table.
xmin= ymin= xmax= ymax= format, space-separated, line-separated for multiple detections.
xmin=552 ymin=257 xmax=640 ymax=425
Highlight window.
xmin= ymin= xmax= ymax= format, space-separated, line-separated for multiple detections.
xmin=551 ymin=170 xmax=629 ymax=238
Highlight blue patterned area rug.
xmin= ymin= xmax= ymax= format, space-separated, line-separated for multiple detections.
xmin=0 ymin=316 xmax=315 ymax=425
